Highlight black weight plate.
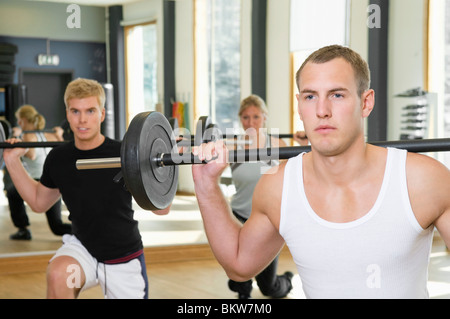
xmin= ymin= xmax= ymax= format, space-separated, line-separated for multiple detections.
xmin=121 ymin=112 xmax=178 ymax=210
xmin=0 ymin=64 xmax=15 ymax=74
xmin=0 ymin=119 xmax=11 ymax=139
xmin=0 ymin=55 xmax=14 ymax=63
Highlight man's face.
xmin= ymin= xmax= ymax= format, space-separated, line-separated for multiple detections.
xmin=66 ymin=96 xmax=105 ymax=143
xmin=296 ymin=57 xmax=373 ymax=156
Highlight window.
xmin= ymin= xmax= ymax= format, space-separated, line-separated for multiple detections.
xmin=195 ymin=0 xmax=241 ymax=132
xmin=428 ymin=0 xmax=450 ymax=166
xmin=289 ymin=0 xmax=349 ymax=143
xmin=125 ymin=22 xmax=158 ymax=126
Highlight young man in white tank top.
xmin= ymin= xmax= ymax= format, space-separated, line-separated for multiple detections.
xmin=192 ymin=45 xmax=450 ymax=298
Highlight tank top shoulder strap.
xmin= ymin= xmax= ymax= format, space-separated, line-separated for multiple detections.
xmin=36 ymin=132 xmax=47 ymax=142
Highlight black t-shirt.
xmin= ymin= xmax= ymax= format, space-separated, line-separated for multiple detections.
xmin=40 ymin=137 xmax=143 ymax=262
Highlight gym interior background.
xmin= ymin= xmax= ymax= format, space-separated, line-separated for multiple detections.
xmin=0 ymin=0 xmax=449 ymax=299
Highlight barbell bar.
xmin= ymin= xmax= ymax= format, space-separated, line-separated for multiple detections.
xmin=187 ymin=133 xmax=296 ymax=139
xmin=158 ymin=137 xmax=450 ymax=166
xmin=0 ymin=115 xmax=222 ymax=152
xmin=75 ymin=111 xmax=450 ymax=211
xmin=0 ymin=113 xmax=251 ymax=210
xmin=0 ymin=141 xmax=65 ymax=148
xmin=76 ymin=137 xmax=450 ymax=169
xmin=21 ymin=129 xmax=58 ymax=134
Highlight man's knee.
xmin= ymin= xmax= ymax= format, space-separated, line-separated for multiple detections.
xmin=46 ymin=256 xmax=85 ymax=298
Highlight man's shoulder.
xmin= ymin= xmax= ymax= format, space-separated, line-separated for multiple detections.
xmin=406 ymin=151 xmax=448 ymax=176
xmin=405 ymin=151 xmax=449 ymax=196
xmin=406 ymin=151 xmax=450 ymax=224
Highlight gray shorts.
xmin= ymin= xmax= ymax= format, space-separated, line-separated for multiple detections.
xmin=51 ymin=234 xmax=148 ymax=299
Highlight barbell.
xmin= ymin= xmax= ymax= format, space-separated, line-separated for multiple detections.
xmin=0 ymin=113 xmax=223 ymax=212
xmin=76 ymin=111 xmax=450 ymax=211
xmin=0 ymin=128 xmax=67 ymax=170
xmin=0 ymin=115 xmax=236 ymax=170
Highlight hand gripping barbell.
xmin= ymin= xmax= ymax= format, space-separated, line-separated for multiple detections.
xmin=76 ymin=111 xmax=450 ymax=211
xmin=0 ymin=126 xmax=67 ymax=169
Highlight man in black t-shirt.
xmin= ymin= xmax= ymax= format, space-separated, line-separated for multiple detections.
xmin=4 ymin=78 xmax=170 ymax=298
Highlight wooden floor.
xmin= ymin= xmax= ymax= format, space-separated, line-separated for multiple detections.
xmin=0 ymin=247 xmax=301 ymax=299
xmin=0 ymin=191 xmax=449 ymax=299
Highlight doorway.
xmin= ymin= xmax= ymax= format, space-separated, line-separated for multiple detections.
xmin=18 ymin=68 xmax=73 ymax=128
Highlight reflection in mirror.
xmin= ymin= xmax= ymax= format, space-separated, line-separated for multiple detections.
xmin=0 ymin=188 xmax=205 ymax=257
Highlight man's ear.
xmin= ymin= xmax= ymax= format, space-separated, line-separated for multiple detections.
xmin=100 ymin=107 xmax=106 ymax=123
xmin=361 ymin=89 xmax=375 ymax=118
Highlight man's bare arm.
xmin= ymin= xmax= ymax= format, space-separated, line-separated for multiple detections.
xmin=192 ymin=141 xmax=285 ymax=281
xmin=4 ymin=146 xmax=61 ymax=213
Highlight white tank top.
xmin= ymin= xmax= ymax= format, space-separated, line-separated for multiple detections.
xmin=279 ymin=148 xmax=434 ymax=299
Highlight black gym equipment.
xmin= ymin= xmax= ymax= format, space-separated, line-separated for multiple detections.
xmin=76 ymin=111 xmax=450 ymax=211
xmin=120 ymin=112 xmax=178 ymax=210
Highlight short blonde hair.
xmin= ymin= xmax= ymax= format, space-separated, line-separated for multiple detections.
xmin=15 ymin=104 xmax=45 ymax=130
xmin=296 ymin=45 xmax=371 ymax=96
xmin=64 ymin=78 xmax=105 ymax=109
xmin=238 ymin=94 xmax=269 ymax=119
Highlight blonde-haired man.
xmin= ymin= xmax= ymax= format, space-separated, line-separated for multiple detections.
xmin=4 ymin=78 xmax=169 ymax=299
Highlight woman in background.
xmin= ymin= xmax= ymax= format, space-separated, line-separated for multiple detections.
xmin=5 ymin=105 xmax=71 ymax=240
xmin=227 ymin=95 xmax=294 ymax=299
